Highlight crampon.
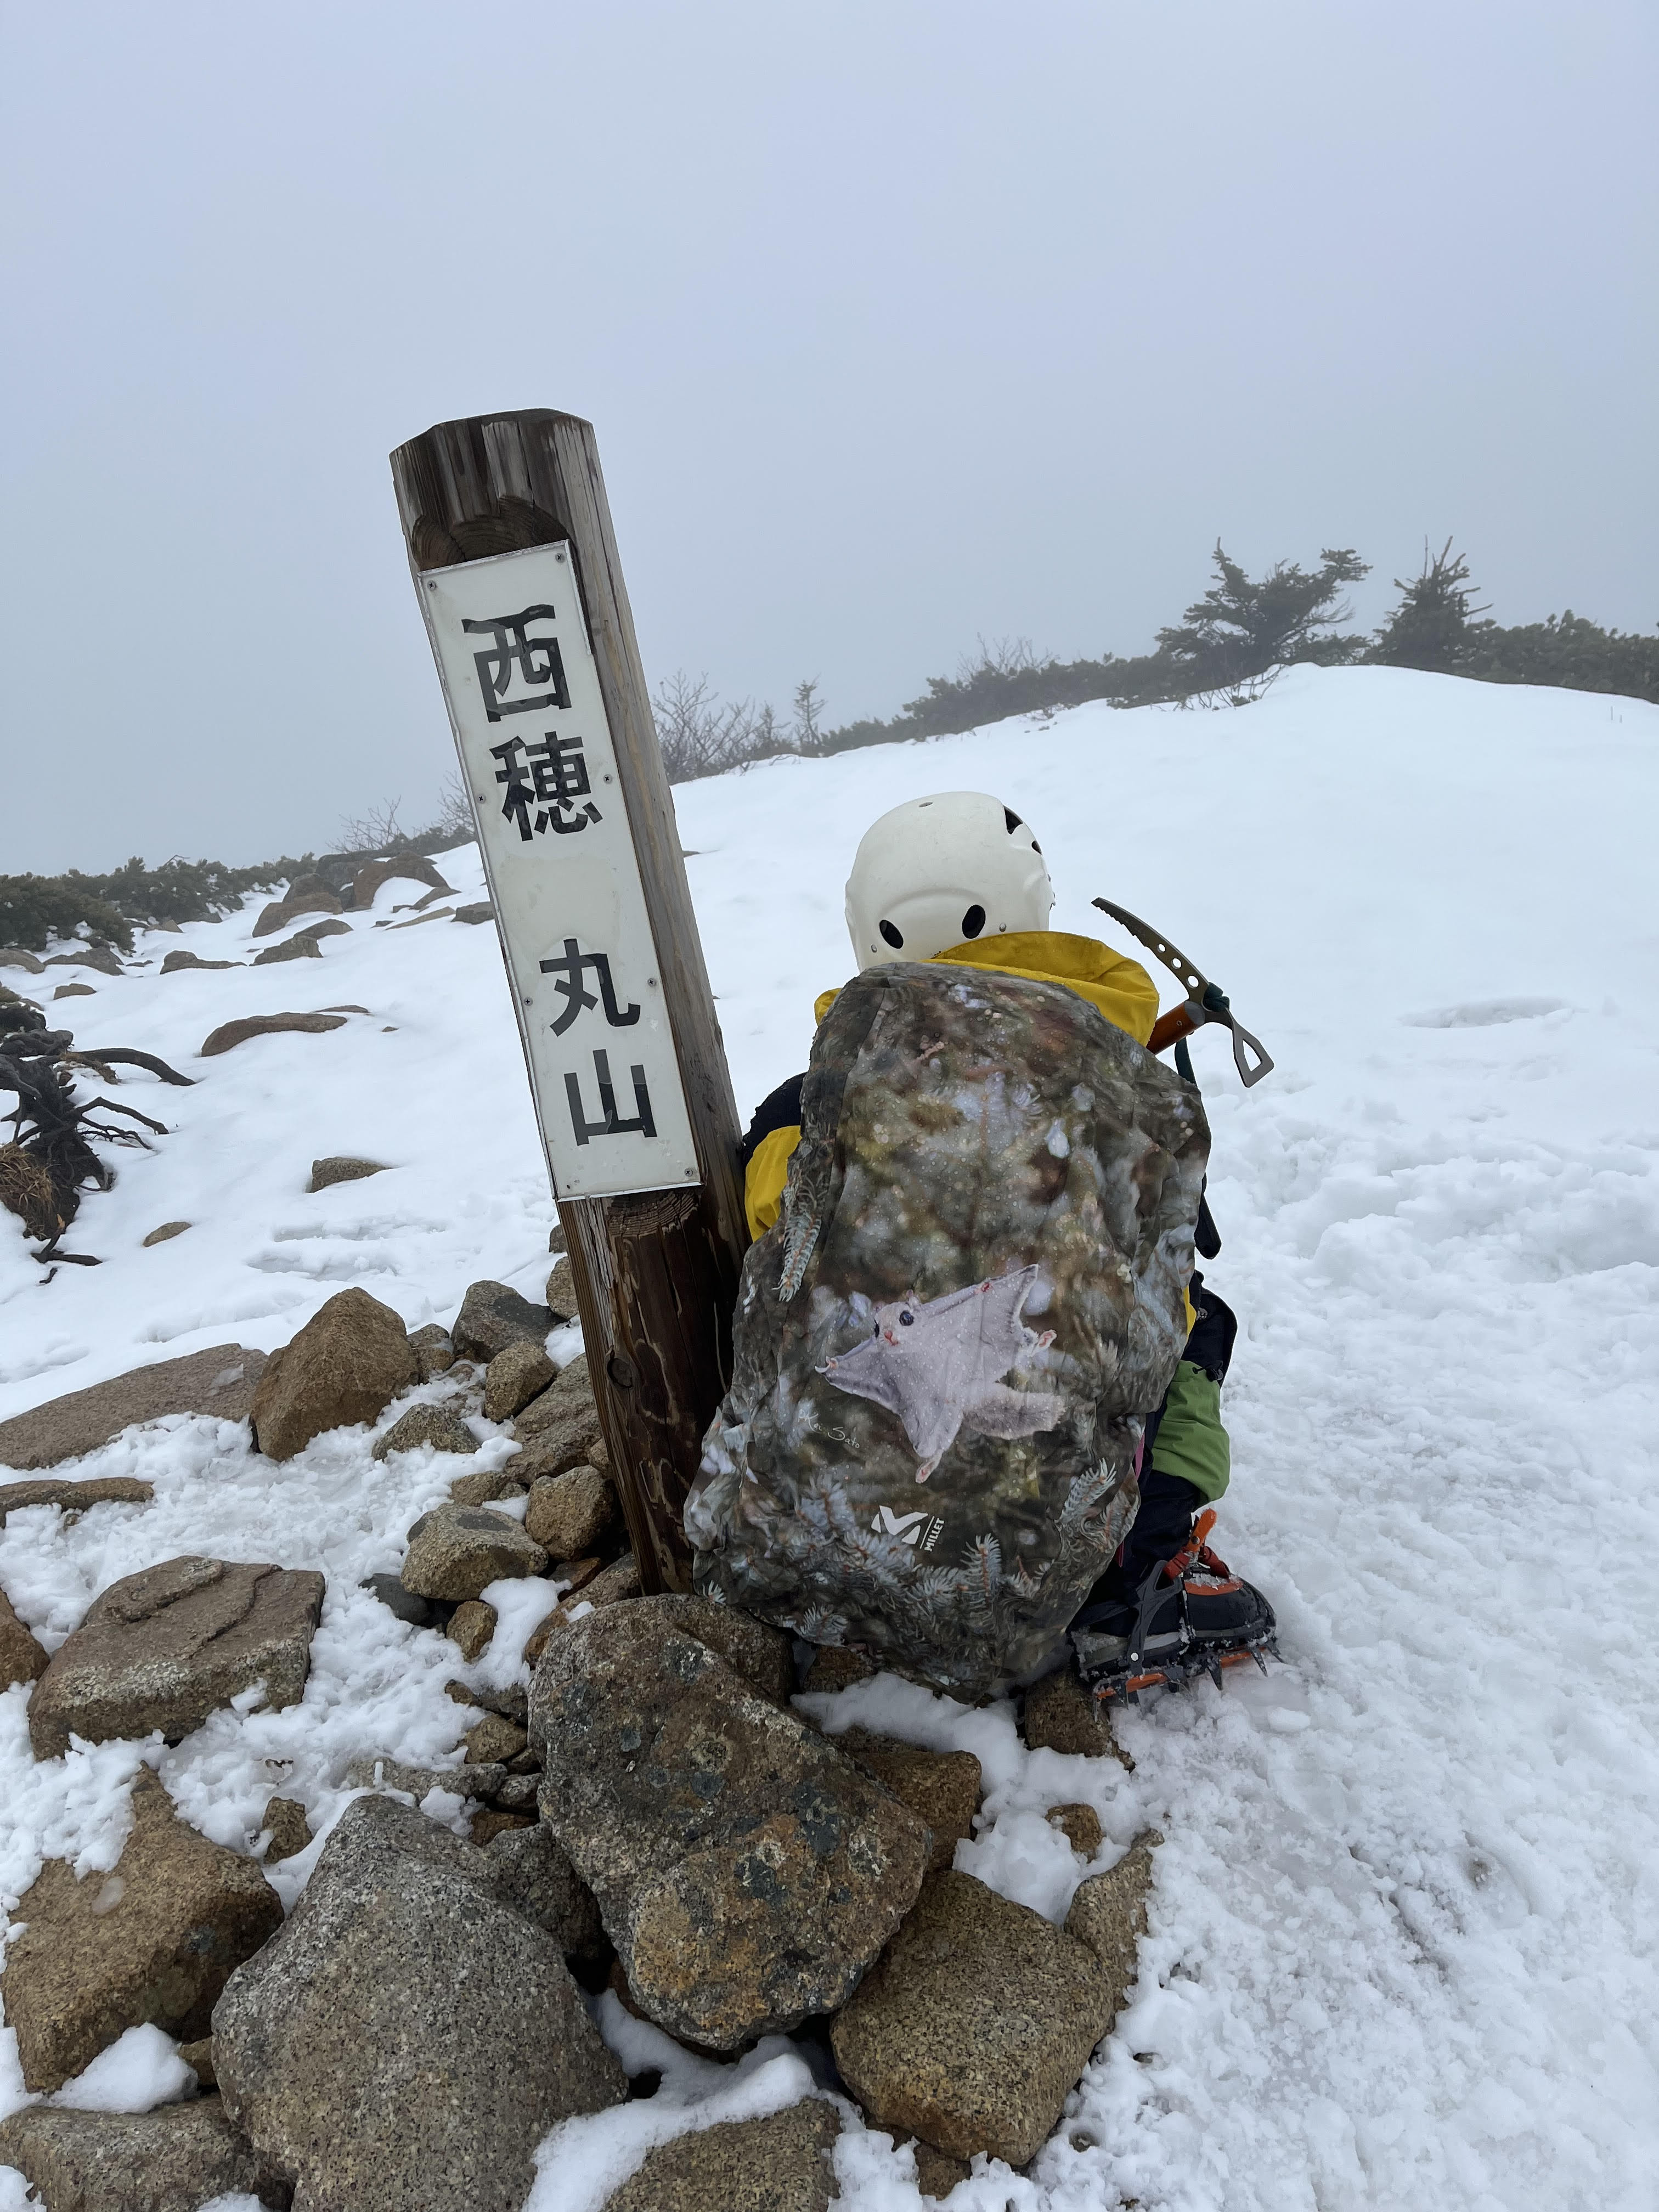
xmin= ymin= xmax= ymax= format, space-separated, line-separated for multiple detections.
xmin=1070 ymin=1509 xmax=1280 ymax=1706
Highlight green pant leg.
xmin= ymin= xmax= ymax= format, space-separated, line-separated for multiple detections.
xmin=1148 ymin=1358 xmax=1230 ymax=1503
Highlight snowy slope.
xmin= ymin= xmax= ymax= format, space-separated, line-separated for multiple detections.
xmin=1 ymin=664 xmax=1656 ymax=2211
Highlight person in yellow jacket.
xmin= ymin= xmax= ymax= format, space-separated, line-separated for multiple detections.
xmin=738 ymin=789 xmax=1269 ymax=1680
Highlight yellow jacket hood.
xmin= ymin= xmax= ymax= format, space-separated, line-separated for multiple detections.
xmin=812 ymin=930 xmax=1160 ymax=1046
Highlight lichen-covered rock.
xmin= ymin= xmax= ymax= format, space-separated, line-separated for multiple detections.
xmin=451 ymin=1279 xmax=560 ymax=1363
xmin=142 ymin=1219 xmax=191 ymax=1244
xmin=306 ymin=1155 xmax=385 ymax=1192
xmin=829 ymin=1869 xmax=1116 ymax=2166
xmin=0 ymin=1344 xmax=266 ymax=1471
xmin=400 ymin=1503 xmax=548 ymax=1601
xmin=1047 ymin=1802 xmax=1105 ymax=1857
xmin=616 ymin=1592 xmax=795 ymax=1706
xmin=29 ymin=1556 xmax=325 ymax=1760
xmin=0 ymin=1582 xmax=48 ymax=1689
xmin=4 ymin=1770 xmax=283 ymax=2092
xmin=447 ymin=1598 xmax=497 ymax=1659
xmin=1063 ymin=1830 xmax=1159 ymax=2016
xmin=482 ymin=1823 xmax=606 ymax=1963
xmin=407 ymin=1322 xmax=456 ymax=1380
xmin=360 ymin=1571 xmax=441 ymax=1628
xmin=213 ymin=1796 xmax=624 ymax=2212
xmin=833 ymin=1728 xmax=981 ymax=1873
xmin=199 ymin=1010 xmax=347 ymax=1057
xmin=371 ymin=1403 xmax=477 ymax=1460
xmin=0 ymin=2096 xmax=292 ymax=2212
xmin=1022 ymin=1667 xmax=1132 ymax=1765
xmin=250 ymin=1287 xmax=417 ymax=1460
xmin=531 ymin=1603 xmax=929 ymax=2050
xmin=466 ymin=1711 xmax=528 ymax=1765
xmin=511 ymin=1353 xmax=603 ymax=1469
xmin=483 ymin=1338 xmax=557 ymax=1421
xmin=526 ymin=1551 xmax=640 ymax=1660
xmin=524 ymin=1462 xmax=616 ymax=1557
xmin=800 ymin=1645 xmax=878 ymax=1695
xmin=448 ymin=1465 xmax=526 ymax=1506
xmin=602 ymin=2101 xmax=843 ymax=2212
xmin=260 ymin=1795 xmax=312 ymax=1865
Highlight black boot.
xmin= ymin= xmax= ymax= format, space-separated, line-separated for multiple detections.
xmin=1071 ymin=1506 xmax=1277 ymax=1700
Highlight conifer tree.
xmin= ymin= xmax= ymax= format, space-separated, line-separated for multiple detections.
xmin=1370 ymin=539 xmax=1490 ymax=672
xmin=1154 ymin=543 xmax=1370 ymax=691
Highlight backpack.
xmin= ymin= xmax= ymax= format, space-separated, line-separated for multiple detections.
xmin=686 ymin=959 xmax=1211 ymax=1695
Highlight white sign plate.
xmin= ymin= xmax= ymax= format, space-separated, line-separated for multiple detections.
xmin=419 ymin=543 xmax=699 ymax=1198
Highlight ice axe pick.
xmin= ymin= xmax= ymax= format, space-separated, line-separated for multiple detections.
xmin=1092 ymin=896 xmax=1273 ymax=1088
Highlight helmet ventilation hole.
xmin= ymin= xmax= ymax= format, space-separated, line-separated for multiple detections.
xmin=961 ymin=904 xmax=986 ymax=938
xmin=879 ymin=919 xmax=905 ymax=949
xmin=1004 ymin=808 xmax=1023 ymax=833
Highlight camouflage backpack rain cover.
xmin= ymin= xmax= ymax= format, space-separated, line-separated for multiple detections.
xmin=686 ymin=960 xmax=1211 ymax=1695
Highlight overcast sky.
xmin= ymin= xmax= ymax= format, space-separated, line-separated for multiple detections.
xmin=2 ymin=0 xmax=1654 ymax=874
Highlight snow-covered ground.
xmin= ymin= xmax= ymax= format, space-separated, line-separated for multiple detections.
xmin=1 ymin=663 xmax=1656 ymax=2210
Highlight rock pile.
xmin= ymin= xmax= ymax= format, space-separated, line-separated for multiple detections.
xmin=0 ymin=1263 xmax=1160 ymax=2206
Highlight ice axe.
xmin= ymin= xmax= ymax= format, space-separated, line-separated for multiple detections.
xmin=1093 ymin=897 xmax=1273 ymax=1088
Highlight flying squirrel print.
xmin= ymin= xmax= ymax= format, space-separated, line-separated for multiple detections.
xmin=819 ymin=1264 xmax=1065 ymax=1482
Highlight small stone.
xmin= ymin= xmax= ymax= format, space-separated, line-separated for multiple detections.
xmin=466 ymin=1712 xmax=528 ymax=1765
xmin=361 ymin=1572 xmax=441 ymax=1628
xmin=307 ymin=1155 xmax=386 ymax=1193
xmin=0 ymin=2096 xmax=290 ymax=2212
xmin=5 ymin=1770 xmax=283 ymax=2093
xmin=483 ymin=1338 xmax=557 ymax=1421
xmin=471 ymin=1808 xmax=535 ymax=1846
xmin=524 ymin=1463 xmax=615 ymax=1556
xmin=830 ymin=1870 xmax=1116 ymax=2168
xmin=545 ymin=1258 xmax=569 ymax=1307
xmin=261 ymin=1796 xmax=312 ymax=1864
xmin=1022 ymin=1668 xmax=1133 ymax=1767
xmin=490 ymin=1773 xmax=542 ymax=1813
xmin=801 ymin=1646 xmax=878 ymax=1695
xmin=445 ymin=1675 xmax=528 ymax=1725
xmin=199 ymin=1011 xmax=347 ymax=1058
xmin=179 ymin=2035 xmax=217 ymax=2089
xmin=53 ymin=981 xmax=97 ymax=998
xmin=448 ymin=1466 xmax=526 ymax=1506
xmin=1063 ymin=1830 xmax=1160 ymax=2016
xmin=400 ymin=1504 xmax=548 ymax=1602
xmin=1047 ymin=1803 xmax=1105 ymax=1857
xmin=453 ymin=900 xmax=493 ymax=923
xmin=371 ymin=1403 xmax=478 ymax=1460
xmin=511 ymin=1353 xmax=603 ymax=1469
xmin=252 ymin=934 xmax=323 ymax=965
xmin=482 ymin=1822 xmax=606 ymax=1962
xmin=0 ymin=1583 xmax=49 ymax=1689
xmin=408 ymin=1323 xmax=455 ymax=1380
xmin=531 ymin=1604 xmax=929 ymax=2049
xmin=447 ymin=1600 xmax=498 ymax=1660
xmin=29 ymin=1556 xmax=325 ymax=1761
xmin=0 ymin=1345 xmax=266 ymax=1472
xmin=212 ymin=1795 xmax=623 ymax=2209
xmin=341 ymin=1756 xmax=506 ymax=1801
xmin=250 ymin=1286 xmax=417 ymax=1461
xmin=142 ymin=1220 xmax=190 ymax=1246
xmin=912 ymin=2140 xmax=973 ymax=2199
xmin=548 ymin=1223 xmax=567 ymax=1254
xmin=602 ymin=2101 xmax=843 ymax=2212
xmin=836 ymin=1729 xmax=981 ymax=1873
xmin=451 ymin=1279 xmax=560 ymax=1363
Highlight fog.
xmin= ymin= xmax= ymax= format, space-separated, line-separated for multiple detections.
xmin=2 ymin=0 xmax=1654 ymax=872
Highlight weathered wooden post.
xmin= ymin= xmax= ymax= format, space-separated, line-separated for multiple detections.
xmin=389 ymin=410 xmax=747 ymax=1593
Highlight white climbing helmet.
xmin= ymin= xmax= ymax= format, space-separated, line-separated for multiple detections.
xmin=844 ymin=791 xmax=1054 ymax=970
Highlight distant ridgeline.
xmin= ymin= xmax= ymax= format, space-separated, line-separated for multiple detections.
xmin=5 ymin=543 xmax=1653 ymax=949
xmin=656 ymin=539 xmax=1659 ymax=781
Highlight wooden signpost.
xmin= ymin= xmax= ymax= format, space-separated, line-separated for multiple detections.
xmin=389 ymin=410 xmax=747 ymax=1594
